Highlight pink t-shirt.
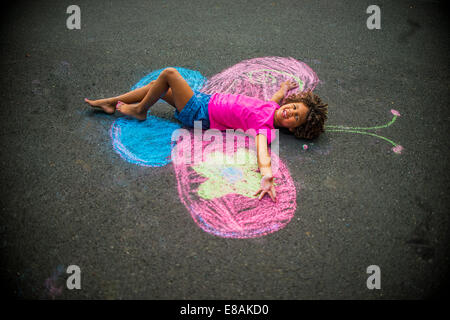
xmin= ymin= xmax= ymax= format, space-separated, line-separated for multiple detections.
xmin=208 ymin=93 xmax=280 ymax=144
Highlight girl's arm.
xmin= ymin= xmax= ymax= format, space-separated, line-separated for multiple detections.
xmin=254 ymin=134 xmax=276 ymax=202
xmin=270 ymin=80 xmax=299 ymax=104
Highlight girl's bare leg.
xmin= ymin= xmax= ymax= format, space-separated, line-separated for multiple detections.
xmin=84 ymin=80 xmax=177 ymax=113
xmin=116 ymin=68 xmax=194 ymax=120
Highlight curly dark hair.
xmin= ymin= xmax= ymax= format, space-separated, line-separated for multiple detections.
xmin=281 ymin=89 xmax=328 ymax=140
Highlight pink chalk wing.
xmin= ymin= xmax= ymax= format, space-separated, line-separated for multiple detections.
xmin=172 ymin=131 xmax=296 ymax=239
xmin=200 ymin=56 xmax=320 ymax=101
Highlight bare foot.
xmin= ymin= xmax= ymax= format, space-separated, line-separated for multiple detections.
xmin=116 ymin=101 xmax=147 ymax=120
xmin=84 ymin=98 xmax=116 ymax=114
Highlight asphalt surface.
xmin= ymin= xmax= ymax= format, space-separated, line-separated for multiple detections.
xmin=0 ymin=0 xmax=449 ymax=299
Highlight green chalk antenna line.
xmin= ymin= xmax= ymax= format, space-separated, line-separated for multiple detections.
xmin=325 ymin=115 xmax=397 ymax=131
xmin=325 ymin=129 xmax=398 ymax=147
xmin=325 ymin=113 xmax=401 ymax=148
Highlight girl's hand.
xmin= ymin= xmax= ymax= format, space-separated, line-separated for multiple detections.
xmin=280 ymin=79 xmax=299 ymax=93
xmin=254 ymin=175 xmax=277 ymax=202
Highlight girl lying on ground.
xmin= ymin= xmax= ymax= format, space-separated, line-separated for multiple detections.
xmin=85 ymin=67 xmax=328 ymax=202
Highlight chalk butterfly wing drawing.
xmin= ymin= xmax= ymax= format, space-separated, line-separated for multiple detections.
xmin=171 ymin=130 xmax=297 ymax=238
xmin=109 ymin=58 xmax=320 ymax=238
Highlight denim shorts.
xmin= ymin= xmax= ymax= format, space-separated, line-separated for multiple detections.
xmin=174 ymin=90 xmax=211 ymax=129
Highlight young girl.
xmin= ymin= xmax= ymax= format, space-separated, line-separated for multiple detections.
xmin=85 ymin=67 xmax=328 ymax=202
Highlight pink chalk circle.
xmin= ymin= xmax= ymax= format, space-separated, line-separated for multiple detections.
xmin=200 ymin=56 xmax=320 ymax=101
xmin=391 ymin=109 xmax=401 ymax=117
xmin=172 ymin=130 xmax=297 ymax=238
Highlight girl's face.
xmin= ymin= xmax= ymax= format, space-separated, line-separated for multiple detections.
xmin=274 ymin=102 xmax=309 ymax=131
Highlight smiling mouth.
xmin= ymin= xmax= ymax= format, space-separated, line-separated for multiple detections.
xmin=282 ymin=110 xmax=288 ymax=119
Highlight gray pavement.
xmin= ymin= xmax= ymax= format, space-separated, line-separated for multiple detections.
xmin=0 ymin=0 xmax=449 ymax=299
